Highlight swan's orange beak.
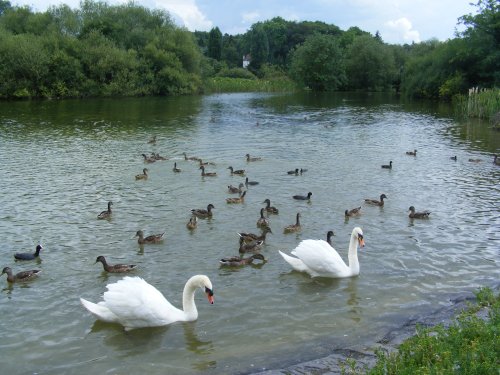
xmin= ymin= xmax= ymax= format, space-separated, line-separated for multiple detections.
xmin=358 ymin=237 xmax=365 ymax=248
xmin=205 ymin=287 xmax=214 ymax=304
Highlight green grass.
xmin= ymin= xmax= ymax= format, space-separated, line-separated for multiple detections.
xmin=454 ymin=88 xmax=500 ymax=123
xmin=203 ymin=77 xmax=297 ymax=93
xmin=366 ymin=287 xmax=499 ymax=375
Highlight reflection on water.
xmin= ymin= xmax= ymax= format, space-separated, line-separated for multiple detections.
xmin=0 ymin=92 xmax=498 ymax=374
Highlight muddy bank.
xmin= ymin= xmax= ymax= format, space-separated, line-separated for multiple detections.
xmin=254 ymin=285 xmax=497 ymax=375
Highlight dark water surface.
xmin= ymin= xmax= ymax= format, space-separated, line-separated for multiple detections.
xmin=0 ymin=93 xmax=498 ymax=374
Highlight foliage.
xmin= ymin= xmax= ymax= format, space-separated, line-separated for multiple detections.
xmin=207 ymin=26 xmax=222 ymax=60
xmin=247 ymin=24 xmax=269 ymax=71
xmin=204 ymin=76 xmax=295 ymax=93
xmin=289 ymin=33 xmax=346 ymax=91
xmin=454 ymin=87 xmax=500 ymax=120
xmin=216 ymin=67 xmax=256 ymax=80
xmin=369 ymin=287 xmax=500 ymax=375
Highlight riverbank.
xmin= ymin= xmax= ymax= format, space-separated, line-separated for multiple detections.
xmin=256 ymin=284 xmax=499 ymax=374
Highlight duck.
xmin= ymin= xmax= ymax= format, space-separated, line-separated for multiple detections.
xmin=191 ymin=204 xmax=215 ymax=218
xmin=238 ymin=226 xmax=272 ymax=243
xmin=1 ymin=267 xmax=41 ymax=283
xmin=220 ymin=254 xmax=266 ymax=267
xmin=246 ymin=154 xmax=262 ymax=162
xmin=381 ymin=161 xmax=393 ymax=169
xmin=172 ymin=162 xmax=181 ymax=173
xmin=287 ymin=168 xmax=300 ymax=175
xmin=200 ymin=165 xmax=217 ymax=177
xmin=186 ymin=217 xmax=198 ymax=230
xmin=408 ymin=206 xmax=431 ymax=219
xmin=142 ymin=153 xmax=156 ymax=163
xmin=152 ymin=153 xmax=167 ymax=161
xmin=345 ymin=206 xmax=361 ymax=217
xmin=135 ymin=168 xmax=148 ymax=180
xmin=135 ymin=230 xmax=164 ymax=244
xmin=300 ymin=168 xmax=307 ymax=174
xmin=228 ymin=183 xmax=244 ymax=194
xmin=284 ymin=213 xmax=301 ymax=233
xmin=468 ymin=158 xmax=482 ymax=163
xmin=97 ymin=201 xmax=113 ymax=220
xmin=226 ymin=190 xmax=246 ymax=204
xmin=80 ymin=275 xmax=214 ymax=330
xmin=279 ymin=227 xmax=365 ymax=278
xmin=245 ymin=177 xmax=259 ymax=186
xmin=95 ymin=256 xmax=137 ymax=273
xmin=450 ymin=156 xmax=457 ymax=161
xmin=293 ymin=192 xmax=312 ymax=200
xmin=406 ymin=149 xmax=417 ymax=156
xmin=14 ymin=245 xmax=43 ymax=261
xmin=228 ymin=166 xmax=245 ymax=175
xmin=326 ymin=230 xmax=335 ymax=247
xmin=256 ymin=208 xmax=270 ymax=228
xmin=199 ymin=159 xmax=216 ymax=166
xmin=147 ymin=136 xmax=157 ymax=144
xmin=239 ymin=237 xmax=264 ymax=254
xmin=365 ymin=194 xmax=387 ymax=206
xmin=494 ymin=155 xmax=500 ymax=165
xmin=263 ymin=198 xmax=279 ymax=214
xmin=183 ymin=152 xmax=200 ymax=161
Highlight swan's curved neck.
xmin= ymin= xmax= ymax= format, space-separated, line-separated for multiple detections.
xmin=347 ymin=233 xmax=360 ymax=274
xmin=182 ymin=277 xmax=200 ymax=321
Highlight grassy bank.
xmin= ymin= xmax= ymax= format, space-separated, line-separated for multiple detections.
xmin=361 ymin=287 xmax=499 ymax=375
xmin=203 ymin=77 xmax=297 ymax=93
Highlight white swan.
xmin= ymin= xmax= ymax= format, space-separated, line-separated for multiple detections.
xmin=279 ymin=227 xmax=365 ymax=278
xmin=80 ymin=275 xmax=214 ymax=330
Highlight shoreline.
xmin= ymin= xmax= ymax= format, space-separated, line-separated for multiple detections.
xmin=254 ymin=284 xmax=498 ymax=374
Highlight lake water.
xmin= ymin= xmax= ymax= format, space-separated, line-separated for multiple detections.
xmin=0 ymin=92 xmax=499 ymax=374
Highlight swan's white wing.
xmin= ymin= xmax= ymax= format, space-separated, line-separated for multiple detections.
xmin=279 ymin=250 xmax=314 ymax=274
xmin=102 ymin=277 xmax=184 ymax=329
xmin=292 ymin=239 xmax=350 ymax=277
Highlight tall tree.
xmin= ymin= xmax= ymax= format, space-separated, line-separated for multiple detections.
xmin=207 ymin=26 xmax=222 ymax=60
xmin=247 ymin=24 xmax=269 ymax=71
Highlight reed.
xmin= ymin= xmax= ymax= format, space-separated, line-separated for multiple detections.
xmin=454 ymin=87 xmax=500 ymax=126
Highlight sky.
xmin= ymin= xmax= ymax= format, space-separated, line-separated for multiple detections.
xmin=11 ymin=0 xmax=479 ymax=45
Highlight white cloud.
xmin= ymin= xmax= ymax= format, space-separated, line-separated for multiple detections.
xmin=242 ymin=11 xmax=260 ymax=24
xmin=155 ymin=0 xmax=213 ymax=31
xmin=385 ymin=17 xmax=421 ymax=43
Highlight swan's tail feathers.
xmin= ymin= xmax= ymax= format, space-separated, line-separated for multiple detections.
xmin=279 ymin=250 xmax=309 ymax=273
xmin=80 ymin=298 xmax=118 ymax=323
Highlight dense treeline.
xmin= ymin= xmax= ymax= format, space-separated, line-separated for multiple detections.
xmin=0 ymin=0 xmax=497 ymax=100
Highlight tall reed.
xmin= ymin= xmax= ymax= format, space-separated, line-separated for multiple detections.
xmin=454 ymin=87 xmax=500 ymax=127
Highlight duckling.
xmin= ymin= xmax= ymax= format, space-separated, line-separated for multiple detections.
xmin=256 ymin=208 xmax=270 ymax=228
xmin=246 ymin=154 xmax=262 ymax=162
xmin=228 ymin=166 xmax=245 ymax=175
xmin=220 ymin=254 xmax=266 ymax=267
xmin=183 ymin=152 xmax=200 ymax=161
xmin=239 ymin=237 xmax=264 ymax=254
xmin=135 ymin=230 xmax=164 ymax=244
xmin=408 ymin=206 xmax=431 ymax=219
xmin=147 ymin=136 xmax=157 ymax=144
xmin=284 ymin=213 xmax=301 ymax=233
xmin=97 ymin=201 xmax=113 ymax=220
xmin=142 ymin=153 xmax=156 ymax=163
xmin=245 ymin=177 xmax=259 ymax=186
xmin=450 ymin=156 xmax=457 ymax=161
xmin=326 ymin=230 xmax=335 ymax=247
xmin=226 ymin=190 xmax=246 ymax=204
xmin=238 ymin=226 xmax=272 ymax=243
xmin=95 ymin=256 xmax=137 ymax=273
xmin=263 ymin=198 xmax=279 ymax=214
xmin=345 ymin=206 xmax=361 ymax=217
xmin=287 ymin=168 xmax=300 ymax=175
xmin=406 ymin=149 xmax=417 ymax=156
xmin=135 ymin=168 xmax=148 ymax=180
xmin=293 ymin=192 xmax=312 ymax=200
xmin=200 ymin=165 xmax=217 ymax=177
xmin=173 ymin=162 xmax=181 ymax=172
xmin=1 ymin=267 xmax=41 ymax=283
xmin=365 ymin=194 xmax=387 ymax=206
xmin=381 ymin=161 xmax=393 ymax=169
xmin=191 ymin=204 xmax=215 ymax=218
xmin=14 ymin=245 xmax=43 ymax=261
xmin=186 ymin=216 xmax=198 ymax=230
xmin=228 ymin=183 xmax=244 ymax=194
xmin=494 ymin=155 xmax=500 ymax=165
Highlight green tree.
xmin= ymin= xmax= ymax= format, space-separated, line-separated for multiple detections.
xmin=345 ymin=35 xmax=396 ymax=91
xmin=289 ymin=33 xmax=346 ymax=91
xmin=247 ymin=24 xmax=269 ymax=71
xmin=207 ymin=26 xmax=222 ymax=60
xmin=0 ymin=0 xmax=11 ymax=16
xmin=221 ymin=34 xmax=241 ymax=67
